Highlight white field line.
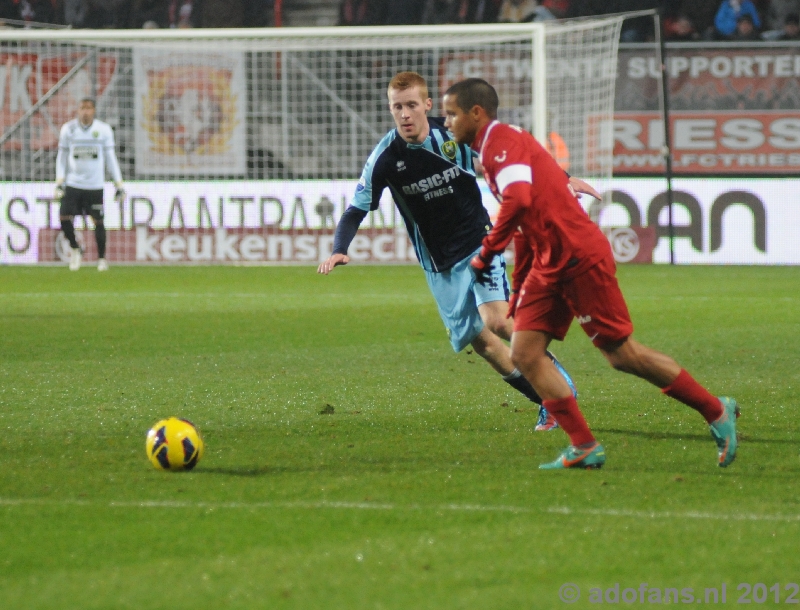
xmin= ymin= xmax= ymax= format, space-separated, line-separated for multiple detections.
xmin=1 ymin=497 xmax=799 ymax=522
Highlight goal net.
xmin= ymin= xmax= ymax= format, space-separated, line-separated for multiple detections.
xmin=0 ymin=19 xmax=623 ymax=265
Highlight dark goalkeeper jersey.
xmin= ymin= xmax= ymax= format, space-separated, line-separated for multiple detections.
xmin=351 ymin=117 xmax=491 ymax=272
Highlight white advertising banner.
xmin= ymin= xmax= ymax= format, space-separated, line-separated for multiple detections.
xmin=598 ymin=178 xmax=800 ymax=264
xmin=133 ymin=49 xmax=247 ymax=176
xmin=1 ymin=179 xmax=798 ymax=265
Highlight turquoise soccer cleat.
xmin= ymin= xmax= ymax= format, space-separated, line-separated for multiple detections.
xmin=709 ymin=397 xmax=740 ymax=468
xmin=538 ymin=443 xmax=606 ymax=470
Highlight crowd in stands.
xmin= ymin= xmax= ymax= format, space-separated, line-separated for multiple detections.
xmin=0 ymin=0 xmax=799 ymax=41
xmin=0 ymin=0 xmax=274 ymax=28
xmin=339 ymin=0 xmax=800 ymax=41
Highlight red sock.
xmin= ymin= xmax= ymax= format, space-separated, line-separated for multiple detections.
xmin=543 ymin=395 xmax=595 ymax=447
xmin=662 ymin=369 xmax=723 ymax=423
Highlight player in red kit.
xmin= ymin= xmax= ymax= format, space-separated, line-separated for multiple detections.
xmin=442 ymin=78 xmax=740 ymax=470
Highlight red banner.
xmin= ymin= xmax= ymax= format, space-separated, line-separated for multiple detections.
xmin=611 ymin=112 xmax=800 ymax=174
xmin=37 ymin=225 xmax=654 ymax=265
xmin=1 ymin=52 xmax=117 ymax=150
xmin=37 ymin=227 xmax=411 ymax=264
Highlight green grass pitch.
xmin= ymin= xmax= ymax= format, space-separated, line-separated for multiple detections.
xmin=0 ymin=264 xmax=798 ymax=609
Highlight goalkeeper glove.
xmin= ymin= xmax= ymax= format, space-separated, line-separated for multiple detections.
xmin=470 ymin=249 xmax=495 ymax=286
xmin=506 ymin=290 xmax=519 ymax=319
xmin=54 ymin=183 xmax=65 ymax=201
xmin=114 ymin=185 xmax=126 ymax=204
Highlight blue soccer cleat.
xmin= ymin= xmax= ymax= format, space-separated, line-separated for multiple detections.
xmin=539 ymin=443 xmax=606 ymax=470
xmin=709 ymin=397 xmax=740 ymax=468
xmin=535 ymin=405 xmax=559 ymax=431
xmin=548 ymin=350 xmax=577 ymax=398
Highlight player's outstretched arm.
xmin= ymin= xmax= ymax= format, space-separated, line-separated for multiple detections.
xmin=568 ymin=176 xmax=601 ymax=200
xmin=317 ymin=253 xmax=351 ymax=275
xmin=316 ymin=205 xmax=367 ymax=275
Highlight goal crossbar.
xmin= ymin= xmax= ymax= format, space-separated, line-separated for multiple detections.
xmin=0 ymin=21 xmax=624 ymax=43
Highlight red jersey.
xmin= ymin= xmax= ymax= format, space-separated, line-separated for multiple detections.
xmin=474 ymin=121 xmax=610 ymax=283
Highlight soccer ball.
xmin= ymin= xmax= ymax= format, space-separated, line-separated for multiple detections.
xmin=145 ymin=417 xmax=204 ymax=470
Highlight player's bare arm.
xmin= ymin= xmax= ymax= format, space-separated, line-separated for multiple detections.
xmin=568 ymin=176 xmax=601 ymax=200
xmin=317 ymin=253 xmax=351 ymax=275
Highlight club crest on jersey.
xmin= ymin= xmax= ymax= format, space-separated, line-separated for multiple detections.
xmin=396 ymin=160 xmax=406 ymax=172
xmin=92 ymin=130 xmax=99 ymax=138
xmin=440 ymin=140 xmax=457 ymax=160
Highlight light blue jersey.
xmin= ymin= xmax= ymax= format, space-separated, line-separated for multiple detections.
xmin=339 ymin=118 xmax=508 ymax=352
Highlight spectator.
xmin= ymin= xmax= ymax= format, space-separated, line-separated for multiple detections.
xmin=664 ymin=13 xmax=700 ymax=41
xmin=714 ymin=0 xmax=761 ymax=38
xmin=167 ymin=0 xmax=194 ymax=27
xmin=539 ymin=0 xmax=569 ymax=18
xmin=13 ymin=0 xmax=61 ymax=24
xmin=665 ymin=0 xmax=718 ymax=39
xmin=63 ymin=0 xmax=86 ymax=26
xmin=729 ymin=12 xmax=761 ymax=39
xmin=498 ymin=0 xmax=554 ymax=23
xmin=622 ymin=0 xmax=661 ymax=41
xmin=339 ymin=0 xmax=384 ymax=25
xmin=778 ymin=11 xmax=800 ymax=38
xmin=766 ymin=0 xmax=800 ymax=30
xmin=129 ymin=0 xmax=168 ymax=27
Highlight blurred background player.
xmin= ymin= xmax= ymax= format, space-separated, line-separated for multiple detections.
xmin=318 ymin=71 xmax=598 ymax=428
xmin=442 ymin=78 xmax=739 ymax=470
xmin=54 ymin=97 xmax=125 ymax=271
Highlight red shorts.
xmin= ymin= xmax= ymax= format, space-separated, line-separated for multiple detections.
xmin=513 ymin=253 xmax=633 ymax=347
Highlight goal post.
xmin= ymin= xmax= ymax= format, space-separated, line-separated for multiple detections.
xmin=0 ymin=18 xmax=626 ymax=265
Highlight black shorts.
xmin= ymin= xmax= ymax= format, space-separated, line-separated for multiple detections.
xmin=61 ymin=186 xmax=104 ymax=220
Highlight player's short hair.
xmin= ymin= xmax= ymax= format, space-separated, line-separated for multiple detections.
xmin=79 ymin=97 xmax=96 ymax=108
xmin=444 ymin=78 xmax=499 ymax=119
xmin=387 ymin=71 xmax=429 ymax=100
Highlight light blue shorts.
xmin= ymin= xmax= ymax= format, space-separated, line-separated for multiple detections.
xmin=424 ymin=248 xmax=509 ymax=352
